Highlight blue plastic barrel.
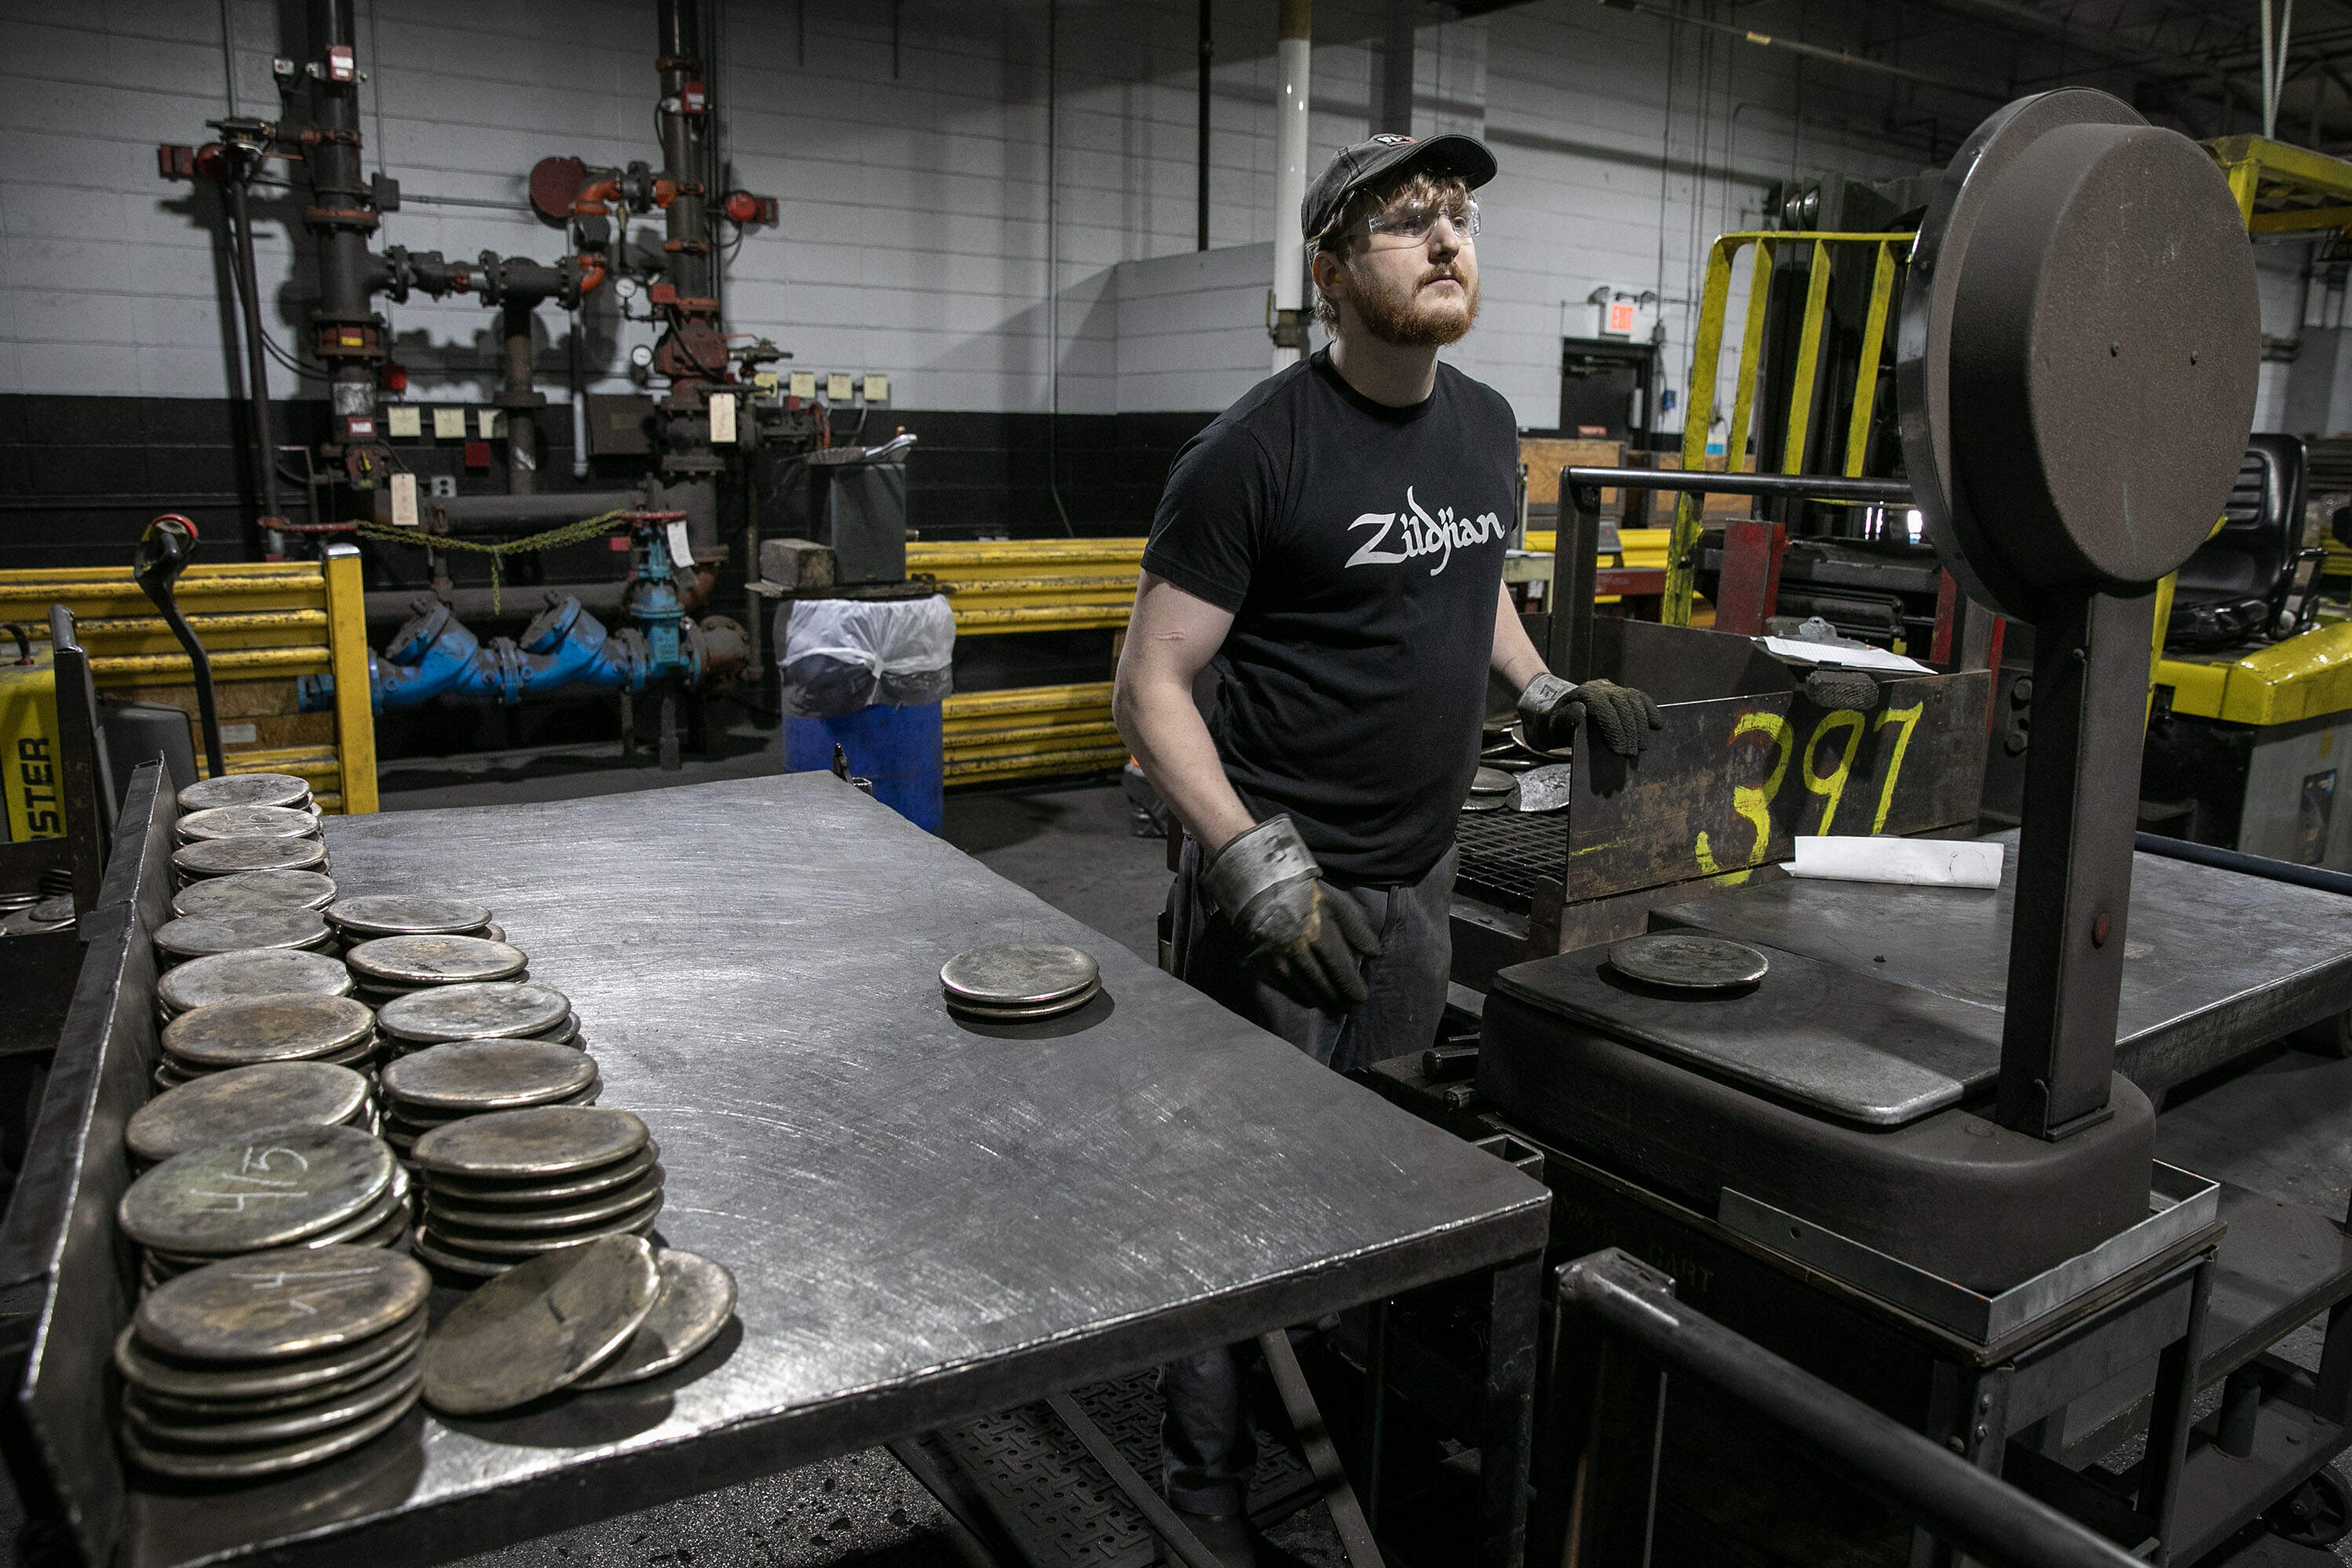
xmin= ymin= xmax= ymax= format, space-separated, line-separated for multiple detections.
xmin=782 ymin=702 xmax=944 ymax=833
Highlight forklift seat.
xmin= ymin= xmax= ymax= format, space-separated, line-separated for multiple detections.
xmin=2165 ymin=434 xmax=2307 ymax=652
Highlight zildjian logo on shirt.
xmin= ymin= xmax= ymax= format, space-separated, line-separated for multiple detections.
xmin=1344 ymin=487 xmax=1507 ymax=577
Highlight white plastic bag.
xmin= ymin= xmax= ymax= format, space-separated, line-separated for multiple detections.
xmin=775 ymin=594 xmax=956 ymax=717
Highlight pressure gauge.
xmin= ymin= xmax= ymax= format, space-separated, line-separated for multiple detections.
xmin=629 ymin=343 xmax=655 ymax=369
xmin=615 ymin=277 xmax=639 ymax=301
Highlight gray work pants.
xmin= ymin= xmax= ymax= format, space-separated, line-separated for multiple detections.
xmin=1158 ymin=835 xmax=1457 ymax=1514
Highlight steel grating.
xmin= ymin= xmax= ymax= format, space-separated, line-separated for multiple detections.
xmin=1454 ymin=810 xmax=1570 ymax=913
xmin=920 ymin=1370 xmax=1317 ymax=1568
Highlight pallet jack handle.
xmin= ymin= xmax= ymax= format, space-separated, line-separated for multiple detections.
xmin=132 ymin=514 xmax=225 ymax=779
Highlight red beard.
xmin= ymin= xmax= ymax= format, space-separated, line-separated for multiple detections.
xmin=1345 ymin=264 xmax=1481 ymax=347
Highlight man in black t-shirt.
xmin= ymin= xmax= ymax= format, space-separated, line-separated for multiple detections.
xmin=1112 ymin=132 xmax=1660 ymax=1560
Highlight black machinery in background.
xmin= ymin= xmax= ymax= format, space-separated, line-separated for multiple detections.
xmin=1376 ymin=88 xmax=2321 ymax=1566
xmin=1692 ymin=168 xmax=1949 ymax=656
xmin=154 ymin=0 xmax=887 ymax=762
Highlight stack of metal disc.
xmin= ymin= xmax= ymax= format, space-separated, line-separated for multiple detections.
xmin=344 ymin=934 xmax=527 ymax=1004
xmin=154 ymin=909 xmax=335 ymax=968
xmin=1461 ymin=765 xmax=1517 ymax=812
xmin=158 ymin=994 xmax=378 ymax=1088
xmin=409 ymin=1106 xmax=662 ymax=1278
xmin=939 ymin=942 xmax=1102 ymax=1024
xmin=325 ymin=894 xmax=504 ymax=952
xmin=421 ymin=1238 xmax=736 ymax=1414
xmin=374 ymin=981 xmax=579 ymax=1058
xmin=172 ymin=835 xmax=331 ymax=886
xmin=156 ymin=948 xmax=353 ymax=1022
xmin=377 ymin=1040 xmax=601 ymax=1159
xmin=2 ymin=895 xmax=75 ymax=938
xmin=176 ymin=805 xmax=321 ymax=846
xmin=115 ymin=1244 xmax=428 ymax=1480
xmin=118 ymin=1124 xmax=408 ymax=1290
xmin=127 ymin=1063 xmax=376 ymax=1169
xmin=171 ymin=869 xmax=338 ymax=920
xmin=177 ymin=773 xmax=314 ymax=815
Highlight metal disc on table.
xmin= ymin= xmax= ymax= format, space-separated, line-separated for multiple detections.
xmin=1460 ymin=793 xmax=1508 ymax=812
xmin=118 ymin=1382 xmax=419 ymax=1480
xmin=1468 ymin=766 xmax=1516 ymax=797
xmin=133 ymin=1243 xmax=430 ymax=1363
xmin=426 ymin=1167 xmax=665 ymax=1233
xmin=422 ymin=1140 xmax=659 ymax=1206
xmin=1507 ymin=720 xmax=1574 ymax=763
xmin=410 ymin=1105 xmax=648 ymax=1180
xmin=119 ymin=1127 xmax=397 ymax=1259
xmin=421 ymin=1234 xmax=660 ymax=1414
xmin=178 ymin=774 xmax=313 ymax=814
xmin=171 ymin=869 xmax=339 ymax=920
xmin=944 ymin=979 xmax=1102 ymax=1022
xmin=374 ymin=980 xmax=572 ymax=1044
xmin=162 ymin=993 xmax=375 ymax=1069
xmin=575 ymin=1251 xmax=736 ymax=1389
xmin=380 ymin=1040 xmax=598 ymax=1113
xmin=1606 ymin=933 xmax=1772 ymax=993
xmin=125 ymin=1356 xmax=422 ymax=1448
xmin=325 ymin=895 xmax=493 ymax=939
xmin=173 ymin=835 xmax=330 ymax=880
xmin=156 ymin=948 xmax=353 ymax=1016
xmin=126 ymin=1062 xmax=372 ymax=1166
xmin=114 ymin=1308 xmax=425 ymax=1403
xmin=346 ymin=934 xmax=527 ymax=988
xmin=176 ymin=805 xmax=321 ymax=844
xmin=940 ymin=942 xmax=1100 ymax=1009
xmin=155 ymin=908 xmax=334 ymax=964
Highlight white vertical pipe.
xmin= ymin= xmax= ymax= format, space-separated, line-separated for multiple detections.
xmin=1272 ymin=0 xmax=1312 ymax=376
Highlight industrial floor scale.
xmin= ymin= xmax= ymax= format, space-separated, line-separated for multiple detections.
xmin=1453 ymin=89 xmax=2352 ymax=1566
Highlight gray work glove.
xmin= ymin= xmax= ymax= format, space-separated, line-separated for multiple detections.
xmin=1200 ymin=817 xmax=1382 ymax=1014
xmin=1802 ymin=667 xmax=1881 ymax=713
xmin=1517 ymin=673 xmax=1664 ymax=757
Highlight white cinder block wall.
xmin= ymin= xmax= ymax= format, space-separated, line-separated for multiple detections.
xmin=3 ymin=0 xmax=2312 ymax=438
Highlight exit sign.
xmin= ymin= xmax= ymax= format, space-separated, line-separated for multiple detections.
xmin=1606 ymin=299 xmax=1637 ymax=336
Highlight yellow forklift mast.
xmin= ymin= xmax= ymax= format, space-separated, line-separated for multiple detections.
xmin=2134 ymin=136 xmax=2352 ymax=863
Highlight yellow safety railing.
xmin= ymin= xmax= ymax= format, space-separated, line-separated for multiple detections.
xmin=902 ymin=539 xmax=1144 ymax=784
xmin=909 ymin=539 xmax=1143 ymax=636
xmin=1664 ymin=230 xmax=1915 ymax=625
xmin=0 ymin=549 xmax=377 ymax=814
xmin=942 ymin=681 xmax=1125 ymax=785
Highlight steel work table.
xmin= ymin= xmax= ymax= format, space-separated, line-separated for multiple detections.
xmin=9 ymin=772 xmax=1548 ymax=1568
xmin=1651 ymin=829 xmax=2352 ymax=1096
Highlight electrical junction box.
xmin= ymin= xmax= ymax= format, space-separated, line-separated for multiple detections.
xmin=863 ymin=375 xmax=889 ymax=404
xmin=826 ymin=373 xmax=855 ymax=402
xmin=789 ymin=372 xmax=816 ymax=400
xmin=586 ymin=394 xmax=656 ymax=457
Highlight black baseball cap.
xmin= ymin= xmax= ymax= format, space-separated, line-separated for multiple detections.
xmin=1301 ymin=132 xmax=1497 ymax=242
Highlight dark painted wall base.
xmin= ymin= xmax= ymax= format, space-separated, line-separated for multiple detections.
xmin=0 ymin=394 xmax=1212 ymax=574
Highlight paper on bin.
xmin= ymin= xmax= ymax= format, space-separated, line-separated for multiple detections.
xmin=1788 ymin=836 xmax=2003 ymax=888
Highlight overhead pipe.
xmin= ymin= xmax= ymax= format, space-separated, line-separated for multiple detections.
xmin=1270 ymin=0 xmax=1312 ymax=376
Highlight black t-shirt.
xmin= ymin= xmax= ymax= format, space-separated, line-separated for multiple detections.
xmin=1142 ymin=348 xmax=1519 ymax=884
